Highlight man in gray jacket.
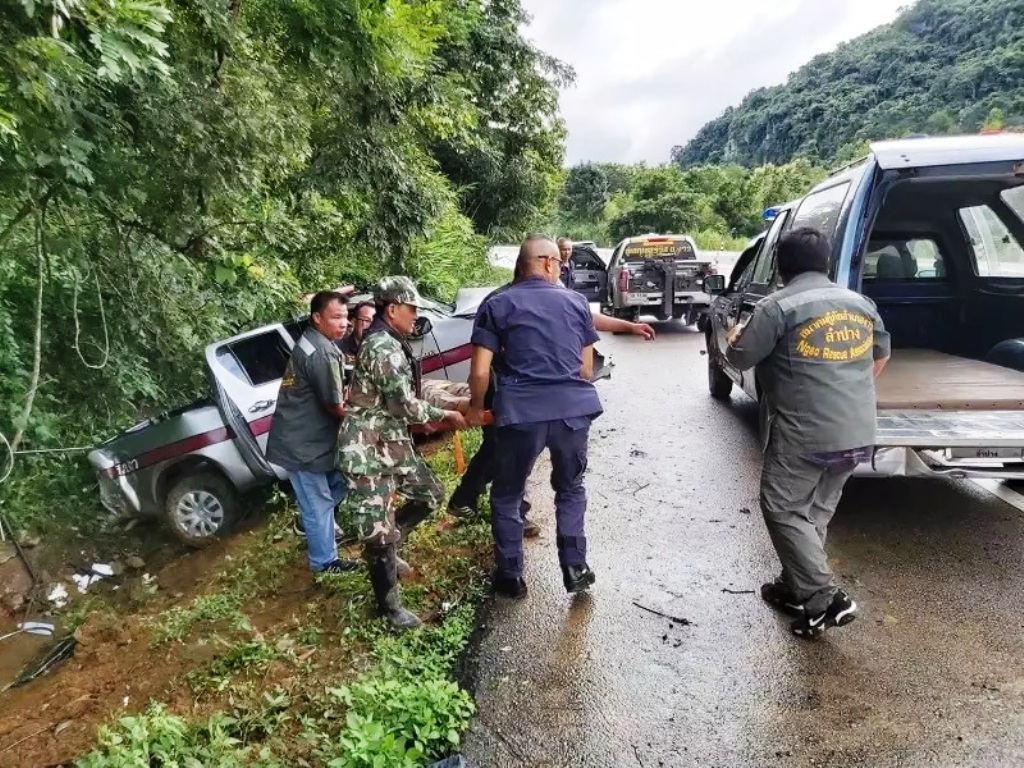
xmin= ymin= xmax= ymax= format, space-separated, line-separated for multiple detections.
xmin=725 ymin=227 xmax=890 ymax=639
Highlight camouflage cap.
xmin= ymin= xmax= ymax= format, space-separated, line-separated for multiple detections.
xmin=373 ymin=276 xmax=426 ymax=308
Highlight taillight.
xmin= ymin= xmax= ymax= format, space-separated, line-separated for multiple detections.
xmin=617 ymin=270 xmax=629 ymax=292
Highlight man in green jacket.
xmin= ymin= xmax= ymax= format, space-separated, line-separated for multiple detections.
xmin=338 ymin=276 xmax=467 ymax=631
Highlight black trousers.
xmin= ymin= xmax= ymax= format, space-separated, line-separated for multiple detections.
xmin=450 ymin=424 xmax=498 ymax=509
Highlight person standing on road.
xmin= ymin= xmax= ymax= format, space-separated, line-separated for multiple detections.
xmin=724 ymin=227 xmax=890 ymax=639
xmin=468 ymin=236 xmax=603 ymax=598
xmin=557 ymin=236 xmax=573 ymax=287
xmin=266 ymin=291 xmax=359 ymax=575
xmin=338 ymin=276 xmax=467 ymax=631
xmin=447 ymin=248 xmax=655 ymax=533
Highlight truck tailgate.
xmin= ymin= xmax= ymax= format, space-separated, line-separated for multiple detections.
xmin=876 ymin=410 xmax=1024 ymax=447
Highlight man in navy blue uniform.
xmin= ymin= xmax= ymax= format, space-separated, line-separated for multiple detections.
xmin=468 ymin=236 xmax=603 ymax=598
xmin=448 ymin=241 xmax=654 ymax=531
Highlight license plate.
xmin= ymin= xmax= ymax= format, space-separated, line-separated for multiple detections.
xmin=625 ymin=292 xmax=650 ymax=304
xmin=947 ymin=446 xmax=1024 ymax=460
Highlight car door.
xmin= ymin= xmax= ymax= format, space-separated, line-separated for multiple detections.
xmin=729 ymin=211 xmax=792 ymax=397
xmin=205 ymin=324 xmax=296 ymax=480
xmin=567 ymin=244 xmax=608 ymax=303
xmin=710 ymin=236 xmax=764 ymax=358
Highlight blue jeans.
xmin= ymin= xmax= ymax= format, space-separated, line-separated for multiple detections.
xmin=289 ymin=469 xmax=346 ymax=571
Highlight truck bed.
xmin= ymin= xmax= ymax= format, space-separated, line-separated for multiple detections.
xmin=876 ymin=349 xmax=1024 ymax=410
xmin=874 ymin=349 xmax=1024 ymax=450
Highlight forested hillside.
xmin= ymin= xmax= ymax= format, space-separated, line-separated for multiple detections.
xmin=675 ymin=0 xmax=1024 ymax=167
xmin=552 ymin=160 xmax=826 ymax=248
xmin=0 ymin=0 xmax=566 ymax=531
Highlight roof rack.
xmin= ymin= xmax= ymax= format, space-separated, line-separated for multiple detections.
xmin=827 ymin=153 xmax=871 ymax=177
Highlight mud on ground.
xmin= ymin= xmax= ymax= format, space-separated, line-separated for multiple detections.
xmin=0 ymin=439 xmax=487 ymax=767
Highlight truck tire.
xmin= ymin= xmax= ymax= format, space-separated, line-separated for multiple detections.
xmin=612 ymin=307 xmax=638 ymax=332
xmin=707 ymin=344 xmax=733 ymax=401
xmin=164 ymin=471 xmax=239 ymax=548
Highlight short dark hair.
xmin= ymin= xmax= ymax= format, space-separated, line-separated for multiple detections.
xmin=354 ymin=301 xmax=374 ymax=315
xmin=777 ymin=227 xmax=831 ymax=279
xmin=310 ymin=290 xmax=348 ymax=317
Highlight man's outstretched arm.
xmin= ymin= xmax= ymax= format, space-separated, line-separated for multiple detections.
xmin=592 ymin=313 xmax=656 ymax=340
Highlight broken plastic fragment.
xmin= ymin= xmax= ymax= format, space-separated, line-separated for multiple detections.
xmin=47 ymin=584 xmax=69 ymax=608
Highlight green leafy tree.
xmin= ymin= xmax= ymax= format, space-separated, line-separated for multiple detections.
xmin=559 ymin=163 xmax=610 ymax=221
xmin=0 ymin=0 xmax=566 ymax=533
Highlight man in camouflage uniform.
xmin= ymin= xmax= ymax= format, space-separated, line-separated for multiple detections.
xmin=338 ymin=276 xmax=467 ymax=631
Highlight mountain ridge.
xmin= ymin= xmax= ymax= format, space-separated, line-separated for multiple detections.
xmin=673 ymin=0 xmax=1024 ymax=168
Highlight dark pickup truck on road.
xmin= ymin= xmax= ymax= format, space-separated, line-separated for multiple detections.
xmin=704 ymin=133 xmax=1024 ymax=480
xmin=563 ymin=236 xmax=717 ymax=326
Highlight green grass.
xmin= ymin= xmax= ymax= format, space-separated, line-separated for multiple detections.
xmin=75 ymin=430 xmax=492 ymax=767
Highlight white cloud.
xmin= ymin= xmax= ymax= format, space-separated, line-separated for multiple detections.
xmin=520 ymin=0 xmax=908 ymax=164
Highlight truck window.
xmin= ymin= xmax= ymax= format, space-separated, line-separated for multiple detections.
xmin=863 ymin=237 xmax=947 ymax=280
xmin=217 ymin=331 xmax=292 ymax=387
xmin=621 ymin=237 xmax=697 ymax=261
xmin=790 ymin=182 xmax=850 ymax=235
xmin=958 ymin=204 xmax=1024 ymax=277
xmin=750 ymin=210 xmax=791 ymax=285
xmin=1002 ymin=186 xmax=1024 ymax=222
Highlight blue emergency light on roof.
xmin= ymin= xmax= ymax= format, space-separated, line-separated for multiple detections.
xmin=762 ymin=207 xmax=779 ymax=221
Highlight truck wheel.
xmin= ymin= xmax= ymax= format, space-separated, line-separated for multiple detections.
xmin=612 ymin=308 xmax=638 ymax=332
xmin=164 ymin=471 xmax=239 ymax=548
xmin=707 ymin=347 xmax=733 ymax=401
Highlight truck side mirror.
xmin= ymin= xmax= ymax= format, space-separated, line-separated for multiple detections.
xmin=703 ymin=274 xmax=726 ymax=295
xmin=412 ymin=316 xmax=433 ymax=338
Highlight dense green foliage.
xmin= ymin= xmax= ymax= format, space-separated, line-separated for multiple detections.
xmin=0 ymin=0 xmax=561 ymax=530
xmin=675 ymin=0 xmax=1024 ymax=167
xmin=73 ymin=437 xmax=489 ymax=766
xmin=549 ymin=160 xmax=826 ymax=249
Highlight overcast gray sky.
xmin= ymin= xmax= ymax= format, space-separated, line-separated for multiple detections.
xmin=520 ymin=0 xmax=907 ymax=165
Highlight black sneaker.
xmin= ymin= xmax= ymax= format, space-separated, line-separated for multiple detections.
xmin=318 ymin=558 xmax=361 ymax=574
xmin=791 ymin=589 xmax=857 ymax=639
xmin=761 ymin=581 xmax=805 ymax=616
xmin=562 ymin=563 xmax=596 ymax=594
xmin=492 ymin=572 xmax=528 ymax=599
xmin=447 ymin=500 xmax=478 ymax=519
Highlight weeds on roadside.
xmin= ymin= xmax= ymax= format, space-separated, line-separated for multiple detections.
xmin=151 ymin=592 xmax=250 ymax=645
xmin=79 ymin=432 xmax=492 ymax=766
xmin=185 ymin=637 xmax=287 ymax=695
xmin=304 ymin=605 xmax=479 ymax=767
xmin=75 ymin=695 xmax=293 ymax=767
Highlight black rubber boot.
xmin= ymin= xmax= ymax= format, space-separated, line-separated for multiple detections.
xmin=561 ymin=563 xmax=596 ymax=594
xmin=395 ymin=500 xmax=432 ymax=540
xmin=394 ymin=500 xmax=432 ymax=577
xmin=364 ymin=543 xmax=422 ymax=631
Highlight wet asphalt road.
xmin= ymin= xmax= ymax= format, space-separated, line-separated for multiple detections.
xmin=462 ymin=320 xmax=1024 ymax=767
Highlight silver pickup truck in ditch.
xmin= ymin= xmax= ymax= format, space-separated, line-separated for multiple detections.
xmin=88 ymin=287 xmax=613 ymax=547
